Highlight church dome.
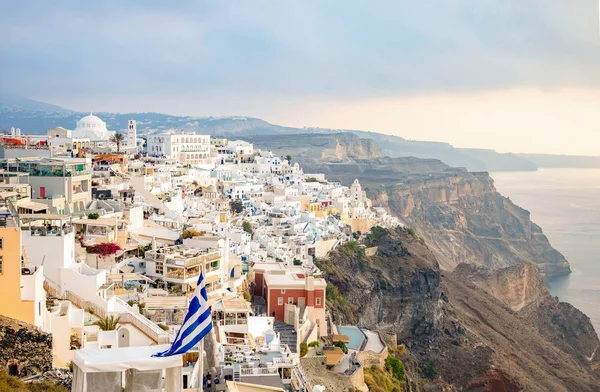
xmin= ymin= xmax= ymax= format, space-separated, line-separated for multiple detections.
xmin=77 ymin=113 xmax=106 ymax=130
xmin=73 ymin=112 xmax=113 ymax=141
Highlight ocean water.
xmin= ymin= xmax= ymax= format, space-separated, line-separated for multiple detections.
xmin=491 ymin=168 xmax=600 ymax=333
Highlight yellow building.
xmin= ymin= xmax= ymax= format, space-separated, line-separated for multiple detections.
xmin=0 ymin=224 xmax=46 ymax=328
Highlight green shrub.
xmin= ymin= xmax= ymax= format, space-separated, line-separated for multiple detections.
xmin=300 ymin=342 xmax=308 ymax=357
xmin=243 ymin=291 xmax=252 ymax=302
xmin=385 ymin=356 xmax=405 ymax=381
xmin=182 ymin=229 xmax=201 ymax=239
xmin=242 ymin=220 xmax=254 ymax=235
xmin=334 ymin=341 xmax=348 ymax=354
xmin=404 ymin=227 xmax=418 ymax=239
xmin=363 ymin=365 xmax=402 ymax=392
xmin=308 ymin=341 xmax=320 ymax=348
xmin=0 ymin=369 xmax=69 ymax=391
xmin=87 ymin=212 xmax=100 ymax=220
xmin=423 ymin=361 xmax=436 ymax=380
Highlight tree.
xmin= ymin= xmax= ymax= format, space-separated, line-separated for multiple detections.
xmin=230 ymin=199 xmax=244 ymax=214
xmin=300 ymin=342 xmax=308 ymax=357
xmin=94 ymin=315 xmax=121 ymax=331
xmin=182 ymin=228 xmax=202 ymax=239
xmin=110 ymin=132 xmax=126 ymax=153
xmin=285 ymin=154 xmax=292 ymax=163
xmin=242 ymin=220 xmax=254 ymax=235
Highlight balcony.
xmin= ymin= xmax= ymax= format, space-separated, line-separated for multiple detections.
xmin=22 ymin=225 xmax=73 ymax=237
xmin=184 ymin=251 xmax=221 ymax=268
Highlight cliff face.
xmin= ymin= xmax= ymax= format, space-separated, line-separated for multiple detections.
xmin=0 ymin=316 xmax=53 ymax=377
xmin=320 ymin=229 xmax=600 ymax=390
xmin=241 ymin=132 xmax=381 ymax=163
xmin=371 ymin=171 xmax=570 ymax=276
xmin=317 ymin=228 xmax=443 ymax=339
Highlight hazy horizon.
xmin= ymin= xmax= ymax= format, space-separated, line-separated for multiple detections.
xmin=2 ymin=1 xmax=600 ymax=155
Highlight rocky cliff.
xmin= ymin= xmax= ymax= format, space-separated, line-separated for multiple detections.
xmin=241 ymin=132 xmax=382 ymax=163
xmin=317 ymin=228 xmax=442 ymax=339
xmin=0 ymin=316 xmax=53 ymax=377
xmin=319 ymin=228 xmax=600 ymax=391
xmin=371 ymin=171 xmax=571 ymax=276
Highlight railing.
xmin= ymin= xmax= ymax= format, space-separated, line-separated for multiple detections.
xmin=293 ymin=366 xmax=313 ymax=392
xmin=26 ymin=226 xmax=73 ymax=237
xmin=216 ymin=319 xmax=248 ymax=326
xmin=65 ymin=291 xmax=107 ymax=318
xmin=240 ymin=367 xmax=279 ymax=376
xmin=184 ymin=251 xmax=221 ymax=268
xmin=114 ymin=298 xmax=169 ymax=344
xmin=43 ymin=279 xmax=60 ymax=298
xmin=63 ymin=291 xmax=167 ymax=344
xmin=273 ymin=357 xmax=294 ymax=365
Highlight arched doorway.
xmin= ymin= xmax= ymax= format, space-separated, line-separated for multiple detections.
xmin=118 ymin=327 xmax=130 ymax=347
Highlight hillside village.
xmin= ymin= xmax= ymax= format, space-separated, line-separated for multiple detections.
xmin=0 ymin=114 xmax=403 ymax=392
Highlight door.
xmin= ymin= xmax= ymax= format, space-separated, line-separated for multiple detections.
xmin=298 ymin=297 xmax=305 ymax=309
xmin=39 ymin=187 xmax=46 ymax=198
xmin=118 ymin=328 xmax=130 ymax=347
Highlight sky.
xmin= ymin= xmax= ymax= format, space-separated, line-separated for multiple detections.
xmin=1 ymin=1 xmax=600 ymax=155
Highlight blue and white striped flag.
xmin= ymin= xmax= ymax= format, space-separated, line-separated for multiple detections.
xmin=153 ymin=273 xmax=213 ymax=357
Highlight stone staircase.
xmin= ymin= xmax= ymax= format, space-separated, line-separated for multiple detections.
xmin=274 ymin=320 xmax=298 ymax=353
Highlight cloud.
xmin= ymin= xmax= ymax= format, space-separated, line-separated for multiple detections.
xmin=1 ymin=0 xmax=599 ymax=102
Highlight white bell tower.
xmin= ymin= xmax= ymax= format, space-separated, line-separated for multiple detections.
xmin=127 ymin=120 xmax=137 ymax=150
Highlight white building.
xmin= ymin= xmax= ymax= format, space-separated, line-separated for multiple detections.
xmin=72 ymin=113 xmax=115 ymax=142
xmin=124 ymin=120 xmax=138 ymax=153
xmin=147 ymin=131 xmax=211 ymax=165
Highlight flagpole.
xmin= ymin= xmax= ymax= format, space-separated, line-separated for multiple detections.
xmin=199 ymin=258 xmax=206 ymax=391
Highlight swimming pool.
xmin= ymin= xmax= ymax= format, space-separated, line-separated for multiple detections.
xmin=336 ymin=325 xmax=365 ymax=351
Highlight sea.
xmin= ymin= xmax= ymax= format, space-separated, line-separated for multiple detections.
xmin=491 ymin=168 xmax=600 ymax=333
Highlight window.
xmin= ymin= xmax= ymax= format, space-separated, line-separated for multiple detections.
xmin=0 ymin=256 xmax=3 ymax=274
xmin=0 ymin=237 xmax=3 ymax=249
xmin=316 ymin=297 xmax=321 ymax=306
xmin=288 ymin=297 xmax=293 ymax=304
xmin=278 ymin=297 xmax=283 ymax=305
xmin=281 ymin=289 xmax=286 ymax=294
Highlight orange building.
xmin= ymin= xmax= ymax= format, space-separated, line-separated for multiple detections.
xmin=0 ymin=222 xmax=46 ymax=328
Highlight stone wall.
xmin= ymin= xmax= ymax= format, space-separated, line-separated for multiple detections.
xmin=300 ymin=356 xmax=367 ymax=392
xmin=358 ymin=346 xmax=388 ymax=368
xmin=0 ymin=316 xmax=53 ymax=376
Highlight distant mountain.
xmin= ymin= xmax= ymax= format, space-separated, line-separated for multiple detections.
xmin=0 ymin=93 xmax=70 ymax=113
xmin=0 ymin=95 xmax=597 ymax=172
xmin=519 ymin=153 xmax=600 ymax=169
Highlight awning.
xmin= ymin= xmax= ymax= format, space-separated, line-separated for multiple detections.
xmin=332 ymin=334 xmax=351 ymax=344
xmin=107 ymin=273 xmax=155 ymax=284
xmin=324 ymin=346 xmax=345 ymax=366
xmin=0 ymin=191 xmax=18 ymax=198
xmin=119 ymin=266 xmax=134 ymax=273
xmin=205 ymin=274 xmax=220 ymax=284
xmin=16 ymin=200 xmax=48 ymax=212
xmin=73 ymin=345 xmax=181 ymax=373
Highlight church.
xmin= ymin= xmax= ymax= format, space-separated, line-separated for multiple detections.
xmin=72 ymin=113 xmax=115 ymax=141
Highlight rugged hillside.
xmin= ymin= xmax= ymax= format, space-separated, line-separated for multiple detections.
xmin=319 ymin=228 xmax=600 ymax=391
xmin=0 ymin=316 xmax=53 ymax=377
xmin=241 ymin=133 xmax=382 ymax=163
xmin=453 ymin=263 xmax=600 ymax=366
xmin=317 ymin=228 xmax=442 ymax=339
xmin=297 ymin=151 xmax=570 ymax=277
xmin=371 ymin=171 xmax=571 ymax=276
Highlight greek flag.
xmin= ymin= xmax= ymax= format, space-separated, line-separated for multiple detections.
xmin=153 ymin=273 xmax=213 ymax=357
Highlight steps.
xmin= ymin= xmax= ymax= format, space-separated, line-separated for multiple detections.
xmin=274 ymin=321 xmax=298 ymax=353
